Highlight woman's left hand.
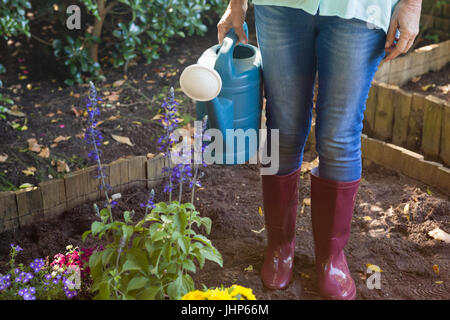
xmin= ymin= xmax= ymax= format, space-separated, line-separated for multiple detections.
xmin=383 ymin=0 xmax=422 ymax=62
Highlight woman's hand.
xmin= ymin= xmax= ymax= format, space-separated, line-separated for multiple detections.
xmin=217 ymin=0 xmax=248 ymax=45
xmin=383 ymin=0 xmax=422 ymax=62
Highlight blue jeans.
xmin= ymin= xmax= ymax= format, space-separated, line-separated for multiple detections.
xmin=254 ymin=5 xmax=386 ymax=181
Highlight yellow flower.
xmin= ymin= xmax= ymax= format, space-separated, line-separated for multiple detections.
xmin=181 ymin=290 xmax=207 ymax=300
xmin=229 ymin=285 xmax=257 ymax=300
xmin=206 ymin=288 xmax=235 ymax=300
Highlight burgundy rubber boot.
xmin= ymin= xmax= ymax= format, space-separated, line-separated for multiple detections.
xmin=310 ymin=167 xmax=360 ymax=300
xmin=261 ymin=167 xmax=301 ymax=290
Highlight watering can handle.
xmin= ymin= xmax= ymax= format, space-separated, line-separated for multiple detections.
xmin=215 ymin=22 xmax=249 ymax=81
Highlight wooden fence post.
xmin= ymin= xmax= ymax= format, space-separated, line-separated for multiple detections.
xmin=363 ymin=83 xmax=378 ymax=136
xmin=422 ymin=95 xmax=443 ymax=159
xmin=39 ymin=179 xmax=67 ymax=218
xmin=109 ymin=158 xmax=130 ymax=194
xmin=64 ymin=170 xmax=88 ymax=209
xmin=440 ymin=104 xmax=450 ymax=166
xmin=373 ymin=83 xmax=397 ymax=141
xmin=407 ymin=93 xmax=426 ymax=151
xmin=0 ymin=192 xmax=19 ymax=231
xmin=128 ymin=156 xmax=147 ymax=188
xmin=392 ymin=88 xmax=412 ymax=147
xmin=15 ymin=187 xmax=43 ymax=227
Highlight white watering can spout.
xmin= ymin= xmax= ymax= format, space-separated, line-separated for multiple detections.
xmin=179 ymin=64 xmax=222 ymax=102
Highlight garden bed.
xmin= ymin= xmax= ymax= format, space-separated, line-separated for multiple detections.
xmin=1 ymin=149 xmax=449 ymax=300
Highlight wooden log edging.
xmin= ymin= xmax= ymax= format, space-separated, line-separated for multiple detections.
xmin=361 ymin=134 xmax=450 ymax=195
xmin=374 ymin=40 xmax=450 ymax=86
xmin=0 ymin=154 xmax=169 ymax=233
xmin=305 ymin=130 xmax=450 ymax=195
xmin=363 ymin=81 xmax=450 ymax=166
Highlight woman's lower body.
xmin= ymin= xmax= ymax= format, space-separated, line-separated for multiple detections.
xmin=254 ymin=5 xmax=386 ymax=299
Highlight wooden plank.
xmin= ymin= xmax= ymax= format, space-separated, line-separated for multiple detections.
xmin=392 ymin=89 xmax=412 ymax=147
xmin=64 ymin=170 xmax=88 ymax=209
xmin=147 ymin=154 xmax=167 ymax=189
xmin=436 ymin=166 xmax=450 ymax=195
xmin=110 ymin=158 xmax=129 ymax=193
xmin=407 ymin=93 xmax=426 ymax=151
xmin=85 ymin=166 xmax=101 ymax=202
xmin=39 ymin=179 xmax=67 ymax=218
xmin=440 ymin=104 xmax=450 ymax=166
xmin=363 ymin=83 xmax=378 ymax=136
xmin=15 ymin=187 xmax=43 ymax=227
xmin=421 ymin=95 xmax=443 ymax=159
xmin=373 ymin=83 xmax=397 ymax=141
xmin=128 ymin=156 xmax=147 ymax=188
xmin=0 ymin=191 xmax=19 ymax=231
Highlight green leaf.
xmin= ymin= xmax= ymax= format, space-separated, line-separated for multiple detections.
xmin=101 ymin=248 xmax=115 ymax=267
xmin=127 ymin=276 xmax=149 ymax=292
xmin=122 ymin=248 xmax=148 ymax=272
xmin=91 ymin=221 xmax=104 ymax=235
xmin=182 ymin=259 xmax=196 ymax=273
xmin=166 ymin=275 xmax=183 ymax=300
xmin=139 ymin=286 xmax=159 ymax=300
xmin=200 ymin=246 xmax=223 ymax=268
xmin=81 ymin=230 xmax=91 ymax=242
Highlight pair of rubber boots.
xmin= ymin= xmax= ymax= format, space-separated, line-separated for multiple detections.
xmin=261 ymin=167 xmax=359 ymax=300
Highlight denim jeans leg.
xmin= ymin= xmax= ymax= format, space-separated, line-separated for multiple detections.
xmin=254 ymin=5 xmax=317 ymax=175
xmin=315 ymin=17 xmax=386 ymax=182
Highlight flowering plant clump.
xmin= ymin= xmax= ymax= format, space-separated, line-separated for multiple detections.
xmin=50 ymin=245 xmax=100 ymax=281
xmin=81 ymin=83 xmax=222 ymax=300
xmin=182 ymin=285 xmax=257 ymax=300
xmin=0 ymin=244 xmax=80 ymax=300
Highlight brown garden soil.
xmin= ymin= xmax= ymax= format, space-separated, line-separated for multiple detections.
xmin=0 ymin=150 xmax=449 ymax=300
xmin=401 ymin=62 xmax=449 ymax=101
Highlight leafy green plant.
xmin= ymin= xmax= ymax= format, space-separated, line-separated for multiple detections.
xmin=0 ymin=64 xmax=14 ymax=120
xmin=53 ymin=35 xmax=103 ymax=86
xmin=83 ymin=201 xmax=222 ymax=300
xmin=0 ymin=0 xmax=31 ymax=40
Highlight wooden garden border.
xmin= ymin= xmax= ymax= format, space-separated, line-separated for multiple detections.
xmin=0 ymin=154 xmax=170 ymax=232
xmin=363 ymin=81 xmax=450 ymax=166
xmin=374 ymin=40 xmax=449 ymax=86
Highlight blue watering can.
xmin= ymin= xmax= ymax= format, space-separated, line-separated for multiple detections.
xmin=179 ymin=22 xmax=262 ymax=165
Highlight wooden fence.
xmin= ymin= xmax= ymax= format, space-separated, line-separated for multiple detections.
xmin=363 ymin=81 xmax=450 ymax=166
xmin=0 ymin=154 xmax=170 ymax=232
xmin=374 ymin=40 xmax=449 ymax=86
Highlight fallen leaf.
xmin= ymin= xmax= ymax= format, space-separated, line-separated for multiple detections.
xmin=112 ymin=79 xmax=126 ymax=87
xmin=363 ymin=216 xmax=373 ymax=221
xmin=366 ymin=264 xmax=383 ymax=273
xmin=411 ymin=76 xmax=421 ymax=83
xmin=38 ymin=147 xmax=50 ymax=158
xmin=47 ymin=112 xmax=55 ymax=117
xmin=54 ymin=136 xmax=71 ymax=143
xmin=132 ymin=121 xmax=142 ymax=126
xmin=56 ymin=160 xmax=70 ymax=173
xmin=250 ymin=227 xmax=265 ymax=234
xmin=435 ymin=281 xmax=443 ymax=284
xmin=6 ymin=108 xmax=26 ymax=117
xmin=421 ymin=83 xmax=435 ymax=91
xmin=244 ymin=265 xmax=253 ymax=272
xmin=22 ymin=167 xmax=36 ymax=176
xmin=19 ymin=183 xmax=34 ymax=189
xmin=147 ymin=153 xmax=155 ymax=159
xmin=27 ymin=138 xmax=42 ymax=153
xmin=299 ymin=272 xmax=310 ymax=279
xmin=404 ymin=203 xmax=410 ymax=221
xmin=428 ymin=227 xmax=450 ymax=243
xmin=111 ymin=134 xmax=134 ymax=147
xmin=303 ymin=198 xmax=311 ymax=206
xmin=258 ymin=206 xmax=263 ymax=216
xmin=433 ymin=264 xmax=440 ymax=275
xmin=0 ymin=154 xmax=8 ymax=162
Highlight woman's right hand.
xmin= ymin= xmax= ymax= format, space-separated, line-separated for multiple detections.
xmin=217 ymin=0 xmax=248 ymax=45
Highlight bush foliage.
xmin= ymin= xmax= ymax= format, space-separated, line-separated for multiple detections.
xmin=0 ymin=0 xmax=228 ymax=85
